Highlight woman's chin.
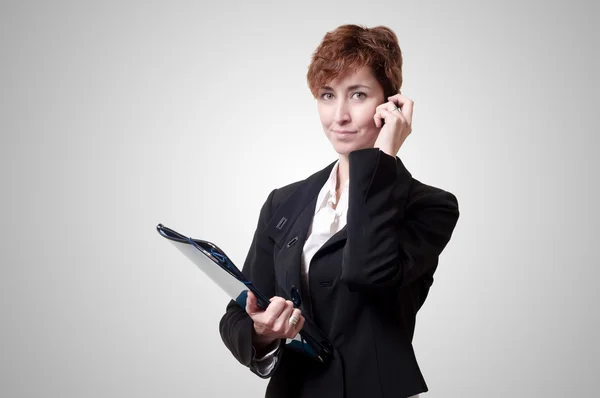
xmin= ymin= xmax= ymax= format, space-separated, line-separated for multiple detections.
xmin=331 ymin=141 xmax=372 ymax=156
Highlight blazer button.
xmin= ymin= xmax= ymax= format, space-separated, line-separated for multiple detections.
xmin=290 ymin=285 xmax=302 ymax=307
xmin=276 ymin=217 xmax=288 ymax=230
xmin=286 ymin=236 xmax=299 ymax=248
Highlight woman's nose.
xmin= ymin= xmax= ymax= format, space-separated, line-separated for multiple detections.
xmin=334 ymin=101 xmax=351 ymax=123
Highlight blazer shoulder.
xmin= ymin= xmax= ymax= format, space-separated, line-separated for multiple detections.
xmin=407 ymin=178 xmax=459 ymax=210
xmin=268 ymin=162 xmax=335 ymax=211
xmin=270 ymin=180 xmax=304 ymax=209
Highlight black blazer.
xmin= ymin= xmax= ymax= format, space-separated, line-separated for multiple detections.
xmin=219 ymin=148 xmax=460 ymax=398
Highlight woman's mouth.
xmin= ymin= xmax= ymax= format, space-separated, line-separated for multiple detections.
xmin=333 ymin=130 xmax=356 ymax=135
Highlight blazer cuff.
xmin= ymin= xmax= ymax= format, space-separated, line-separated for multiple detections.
xmin=250 ymin=340 xmax=284 ymax=378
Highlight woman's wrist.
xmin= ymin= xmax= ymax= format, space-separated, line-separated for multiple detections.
xmin=252 ymin=329 xmax=278 ymax=355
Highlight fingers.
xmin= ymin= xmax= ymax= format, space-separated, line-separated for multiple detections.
xmin=374 ymin=110 xmax=384 ymax=128
xmin=246 ymin=294 xmax=304 ymax=340
xmin=285 ymin=308 xmax=304 ymax=338
xmin=387 ymin=94 xmax=414 ymax=125
xmin=272 ymin=300 xmax=294 ymax=333
xmin=292 ymin=314 xmax=305 ymax=338
xmin=245 ymin=290 xmax=259 ymax=315
xmin=374 ymin=102 xmax=388 ymax=128
xmin=374 ymin=100 xmax=405 ymax=127
xmin=263 ymin=297 xmax=288 ymax=326
xmin=375 ymin=107 xmax=402 ymax=128
xmin=246 ymin=292 xmax=284 ymax=317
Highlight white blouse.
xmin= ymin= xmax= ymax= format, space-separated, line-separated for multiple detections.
xmin=300 ymin=159 xmax=349 ymax=288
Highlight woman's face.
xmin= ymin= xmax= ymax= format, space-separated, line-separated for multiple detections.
xmin=316 ymin=66 xmax=386 ymax=156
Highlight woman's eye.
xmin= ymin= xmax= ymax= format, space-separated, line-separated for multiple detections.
xmin=321 ymin=93 xmax=333 ymax=100
xmin=352 ymin=92 xmax=366 ymax=99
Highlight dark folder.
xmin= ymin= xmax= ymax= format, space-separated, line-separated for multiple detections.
xmin=156 ymin=223 xmax=333 ymax=364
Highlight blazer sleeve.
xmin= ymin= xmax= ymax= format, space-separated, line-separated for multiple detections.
xmin=340 ymin=148 xmax=460 ymax=291
xmin=218 ymin=188 xmax=284 ymax=378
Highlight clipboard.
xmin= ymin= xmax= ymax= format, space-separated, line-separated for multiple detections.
xmin=156 ymin=223 xmax=333 ymax=364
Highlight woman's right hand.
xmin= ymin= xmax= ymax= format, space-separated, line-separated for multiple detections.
xmin=245 ymin=290 xmax=305 ymax=351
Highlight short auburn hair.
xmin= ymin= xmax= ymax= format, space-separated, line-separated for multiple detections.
xmin=307 ymin=24 xmax=403 ymax=99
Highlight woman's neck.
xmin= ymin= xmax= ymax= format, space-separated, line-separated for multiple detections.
xmin=336 ymin=154 xmax=350 ymax=192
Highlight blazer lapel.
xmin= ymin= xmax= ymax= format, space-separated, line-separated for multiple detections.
xmin=314 ymin=225 xmax=347 ymax=257
xmin=312 ymin=152 xmax=409 ymax=259
xmin=265 ymin=161 xmax=336 ymax=316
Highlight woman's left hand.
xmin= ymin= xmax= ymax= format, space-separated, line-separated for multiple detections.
xmin=373 ymin=93 xmax=414 ymax=157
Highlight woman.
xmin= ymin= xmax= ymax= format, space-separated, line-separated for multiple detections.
xmin=219 ymin=24 xmax=459 ymax=398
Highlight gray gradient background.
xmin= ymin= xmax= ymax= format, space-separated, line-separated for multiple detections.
xmin=1 ymin=0 xmax=598 ymax=397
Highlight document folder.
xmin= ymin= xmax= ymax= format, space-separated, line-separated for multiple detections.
xmin=156 ymin=223 xmax=333 ymax=364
